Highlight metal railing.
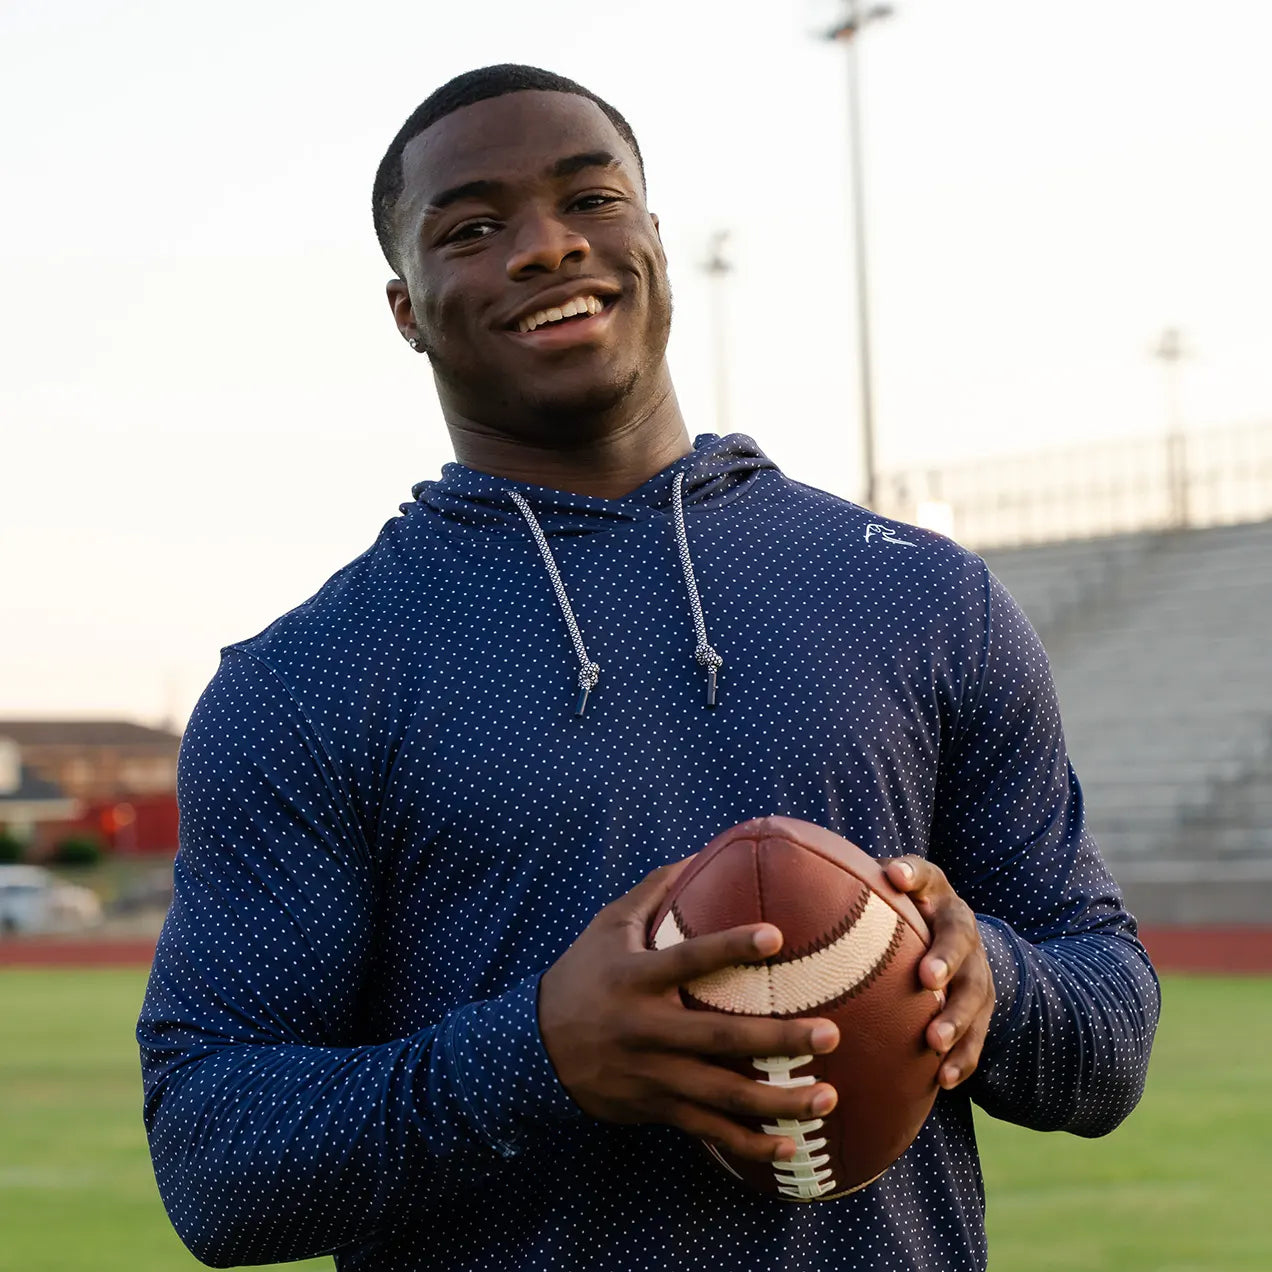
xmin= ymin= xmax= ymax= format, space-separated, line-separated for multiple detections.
xmin=874 ymin=420 xmax=1272 ymax=549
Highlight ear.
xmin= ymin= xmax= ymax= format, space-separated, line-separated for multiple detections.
xmin=386 ymin=278 xmax=423 ymax=350
xmin=649 ymin=212 xmax=667 ymax=267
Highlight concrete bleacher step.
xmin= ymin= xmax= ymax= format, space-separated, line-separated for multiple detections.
xmin=1088 ymin=810 xmax=1207 ymax=836
xmin=1090 ymin=829 xmax=1166 ymax=859
xmin=1171 ymin=825 xmax=1272 ymax=858
xmin=1086 ymin=791 xmax=1210 ymax=819
xmin=1067 ymin=720 xmax=1263 ymax=742
xmin=1081 ymin=762 xmax=1247 ymax=786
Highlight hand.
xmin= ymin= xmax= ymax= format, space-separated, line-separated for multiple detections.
xmin=885 ymin=856 xmax=995 ymax=1090
xmin=538 ymin=859 xmax=842 ymax=1164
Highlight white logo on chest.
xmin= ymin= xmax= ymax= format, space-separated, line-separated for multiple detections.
xmin=864 ymin=523 xmax=916 ymax=546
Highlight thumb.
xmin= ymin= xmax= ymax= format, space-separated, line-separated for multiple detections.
xmin=885 ymin=855 xmax=924 ymax=894
xmin=609 ymin=855 xmax=697 ymax=925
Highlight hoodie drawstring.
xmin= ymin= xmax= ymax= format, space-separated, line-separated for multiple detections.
xmin=672 ymin=471 xmax=723 ymax=707
xmin=508 ymin=473 xmax=722 ymax=715
xmin=508 ymin=490 xmax=601 ymax=716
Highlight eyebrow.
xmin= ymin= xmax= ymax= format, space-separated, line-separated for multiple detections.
xmin=426 ymin=178 xmax=504 ymax=213
xmin=550 ymin=150 xmax=621 ymax=179
xmin=424 ymin=151 xmax=624 ymax=214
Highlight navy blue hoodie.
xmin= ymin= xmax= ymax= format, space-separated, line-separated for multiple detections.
xmin=139 ymin=434 xmax=1159 ymax=1270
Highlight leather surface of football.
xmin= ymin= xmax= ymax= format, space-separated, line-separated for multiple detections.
xmin=647 ymin=816 xmax=942 ymax=1201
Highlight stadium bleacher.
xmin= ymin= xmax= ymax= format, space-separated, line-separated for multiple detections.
xmin=982 ymin=519 xmax=1272 ymax=924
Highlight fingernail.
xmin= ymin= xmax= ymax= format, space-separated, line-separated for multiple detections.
xmin=775 ymin=1140 xmax=796 ymax=1161
xmin=752 ymin=926 xmax=781 ymax=955
xmin=935 ymin=1021 xmax=955 ymax=1048
xmin=812 ymin=1089 xmax=836 ymax=1116
xmin=897 ymin=862 xmax=915 ymax=882
xmin=928 ymin=957 xmax=949 ymax=985
xmin=941 ymin=1064 xmax=961 ymax=1088
xmin=810 ymin=1024 xmax=838 ymax=1051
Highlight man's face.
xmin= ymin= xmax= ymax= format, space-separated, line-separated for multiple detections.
xmin=390 ymin=91 xmax=671 ymax=436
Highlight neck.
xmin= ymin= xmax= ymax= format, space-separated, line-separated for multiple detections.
xmin=441 ymin=365 xmax=693 ymax=500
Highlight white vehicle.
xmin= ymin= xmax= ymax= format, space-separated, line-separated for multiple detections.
xmin=0 ymin=864 xmax=102 ymax=935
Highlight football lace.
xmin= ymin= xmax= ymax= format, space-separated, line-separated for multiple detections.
xmin=752 ymin=1055 xmax=837 ymax=1200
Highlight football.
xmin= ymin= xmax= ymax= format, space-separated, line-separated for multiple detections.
xmin=647 ymin=816 xmax=942 ymax=1201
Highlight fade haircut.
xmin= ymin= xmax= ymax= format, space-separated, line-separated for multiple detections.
xmin=372 ymin=64 xmax=646 ymax=277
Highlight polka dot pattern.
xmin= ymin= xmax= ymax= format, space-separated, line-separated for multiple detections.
xmin=138 ymin=434 xmax=1160 ymax=1270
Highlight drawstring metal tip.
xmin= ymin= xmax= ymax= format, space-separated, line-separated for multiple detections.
xmin=696 ymin=645 xmax=722 ymax=710
xmin=575 ymin=662 xmax=601 ymax=717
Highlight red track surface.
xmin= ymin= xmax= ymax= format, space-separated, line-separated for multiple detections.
xmin=1 ymin=936 xmax=158 ymax=967
xmin=4 ymin=926 xmax=1272 ymax=972
xmin=1138 ymin=925 xmax=1272 ymax=974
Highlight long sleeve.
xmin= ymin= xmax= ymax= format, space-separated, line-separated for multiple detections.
xmin=137 ymin=650 xmax=580 ymax=1268
xmin=931 ymin=570 xmax=1161 ymax=1137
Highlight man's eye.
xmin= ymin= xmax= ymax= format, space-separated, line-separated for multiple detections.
xmin=570 ymin=194 xmax=620 ymax=212
xmin=446 ymin=220 xmax=498 ymax=244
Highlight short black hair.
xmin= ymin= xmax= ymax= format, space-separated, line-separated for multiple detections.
xmin=372 ymin=64 xmax=645 ymax=277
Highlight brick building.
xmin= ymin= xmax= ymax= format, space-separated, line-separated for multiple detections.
xmin=0 ymin=737 xmax=78 ymax=844
xmin=0 ymin=720 xmax=181 ymax=803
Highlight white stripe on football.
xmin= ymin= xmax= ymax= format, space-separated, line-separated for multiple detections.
xmin=651 ymin=890 xmax=901 ymax=1016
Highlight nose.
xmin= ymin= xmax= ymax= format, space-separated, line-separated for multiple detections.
xmin=506 ymin=210 xmax=590 ymax=279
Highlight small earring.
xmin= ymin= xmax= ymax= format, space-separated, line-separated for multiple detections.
xmin=407 ymin=336 xmax=419 ymax=350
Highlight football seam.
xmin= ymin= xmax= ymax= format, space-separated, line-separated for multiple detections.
xmin=778 ymin=829 xmax=929 ymax=947
xmin=678 ymin=913 xmax=906 ymax=1019
xmin=776 ymin=889 xmax=871 ymax=964
xmin=665 ymin=818 xmax=924 ymax=946
xmin=666 ymin=889 xmax=873 ymax=967
xmin=752 ymin=838 xmax=776 ymax=1016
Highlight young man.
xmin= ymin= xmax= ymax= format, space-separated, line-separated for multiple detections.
xmin=139 ymin=65 xmax=1160 ymax=1271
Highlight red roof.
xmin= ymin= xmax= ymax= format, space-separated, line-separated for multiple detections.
xmin=0 ymin=720 xmax=182 ymax=747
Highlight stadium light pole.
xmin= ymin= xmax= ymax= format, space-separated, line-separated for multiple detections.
xmin=825 ymin=1 xmax=893 ymax=509
xmin=1153 ymin=326 xmax=1190 ymax=529
xmin=703 ymin=230 xmax=734 ymax=435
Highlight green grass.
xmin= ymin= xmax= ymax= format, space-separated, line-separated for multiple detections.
xmin=1 ymin=971 xmax=1269 ymax=1270
xmin=978 ymin=976 xmax=1272 ymax=1270
xmin=0 ymin=969 xmax=331 ymax=1272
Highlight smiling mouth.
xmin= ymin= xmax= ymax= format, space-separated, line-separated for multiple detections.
xmin=513 ymin=294 xmax=612 ymax=334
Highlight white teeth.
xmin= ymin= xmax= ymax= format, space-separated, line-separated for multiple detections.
xmin=516 ymin=295 xmax=605 ymax=333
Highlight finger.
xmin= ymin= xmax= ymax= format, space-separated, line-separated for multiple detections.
xmin=666 ymin=1098 xmax=797 ymax=1164
xmin=638 ymin=1002 xmax=840 ymax=1060
xmin=638 ymin=921 xmax=785 ymax=989
xmin=937 ymin=995 xmax=993 ymax=1089
xmin=885 ymin=855 xmax=947 ymax=903
xmin=884 ymin=857 xmax=976 ymax=994
xmin=918 ymin=901 xmax=981 ymax=994
xmin=658 ymin=1055 xmax=838 ymax=1124
xmin=925 ymin=956 xmax=993 ymax=1056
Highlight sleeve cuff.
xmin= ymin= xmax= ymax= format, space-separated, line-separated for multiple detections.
xmin=441 ymin=972 xmax=584 ymax=1156
xmin=976 ymin=914 xmax=1031 ymax=1054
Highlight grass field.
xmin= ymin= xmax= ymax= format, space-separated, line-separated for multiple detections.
xmin=1 ymin=971 xmax=1269 ymax=1271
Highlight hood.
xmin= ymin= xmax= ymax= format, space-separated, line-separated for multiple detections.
xmin=407 ymin=433 xmax=778 ymax=536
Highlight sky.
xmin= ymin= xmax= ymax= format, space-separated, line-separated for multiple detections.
xmin=2 ymin=0 xmax=1270 ymax=726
